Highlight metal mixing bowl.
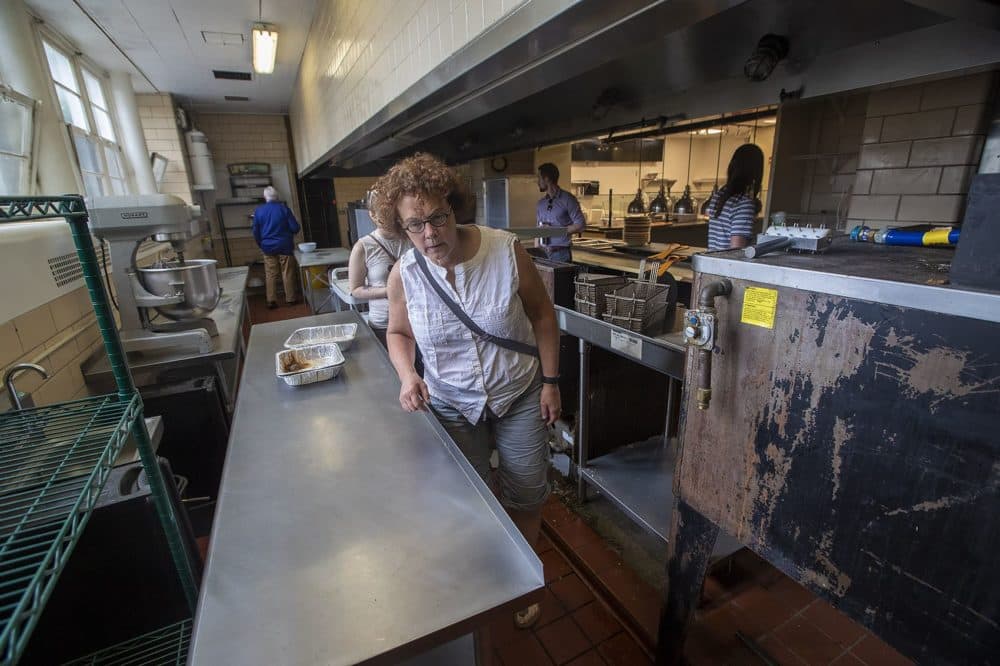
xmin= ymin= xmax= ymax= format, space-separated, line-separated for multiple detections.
xmin=137 ymin=259 xmax=222 ymax=320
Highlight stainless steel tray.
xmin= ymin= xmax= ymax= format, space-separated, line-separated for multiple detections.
xmin=284 ymin=324 xmax=358 ymax=351
xmin=275 ymin=343 xmax=345 ymax=386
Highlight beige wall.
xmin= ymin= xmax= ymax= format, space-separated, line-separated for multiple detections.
xmin=0 ymin=286 xmax=101 ymax=410
xmin=847 ymin=71 xmax=995 ymax=229
xmin=332 ymin=176 xmax=377 ymax=248
xmin=136 ymin=93 xmax=195 ymax=205
xmin=193 ymin=113 xmax=302 ymax=265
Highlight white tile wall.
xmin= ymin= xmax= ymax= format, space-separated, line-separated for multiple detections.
xmin=290 ymin=0 xmax=536 ymax=173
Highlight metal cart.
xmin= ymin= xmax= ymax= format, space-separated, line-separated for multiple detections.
xmin=0 ymin=196 xmax=199 ymax=665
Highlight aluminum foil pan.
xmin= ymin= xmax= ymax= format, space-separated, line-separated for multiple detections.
xmin=283 ymin=324 xmax=358 ymax=351
xmin=275 ymin=343 xmax=345 ymax=386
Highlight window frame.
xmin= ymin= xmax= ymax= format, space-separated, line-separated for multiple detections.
xmin=0 ymin=86 xmax=39 ymax=194
xmin=36 ymin=29 xmax=130 ymax=198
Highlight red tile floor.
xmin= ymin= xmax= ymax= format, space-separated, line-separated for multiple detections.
xmin=243 ymin=290 xmax=914 ymax=665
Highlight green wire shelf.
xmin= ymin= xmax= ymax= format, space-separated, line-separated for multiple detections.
xmin=62 ymin=619 xmax=192 ymax=666
xmin=0 ymin=393 xmax=141 ymax=665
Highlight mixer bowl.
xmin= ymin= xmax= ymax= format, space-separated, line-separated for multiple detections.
xmin=137 ymin=259 xmax=222 ymax=320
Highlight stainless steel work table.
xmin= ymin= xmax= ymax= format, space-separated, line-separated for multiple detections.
xmin=81 ymin=266 xmax=249 ymax=413
xmin=189 ymin=311 xmax=544 ymax=665
xmin=294 ymin=247 xmax=351 ymax=314
xmin=558 ymin=306 xmax=741 ymax=554
xmin=556 ymin=305 xmax=685 ymax=542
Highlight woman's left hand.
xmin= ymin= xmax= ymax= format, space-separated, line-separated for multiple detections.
xmin=540 ymin=384 xmax=561 ymax=426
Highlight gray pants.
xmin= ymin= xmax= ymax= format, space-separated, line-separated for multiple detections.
xmin=431 ymin=380 xmax=550 ymax=512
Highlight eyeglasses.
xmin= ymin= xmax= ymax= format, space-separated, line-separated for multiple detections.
xmin=402 ymin=210 xmax=450 ymax=234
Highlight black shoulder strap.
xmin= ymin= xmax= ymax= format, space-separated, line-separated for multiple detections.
xmin=367 ymin=232 xmax=397 ymax=261
xmin=412 ymin=250 xmax=539 ymax=358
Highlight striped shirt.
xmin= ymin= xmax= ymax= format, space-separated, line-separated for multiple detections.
xmin=706 ymin=190 xmax=756 ymax=251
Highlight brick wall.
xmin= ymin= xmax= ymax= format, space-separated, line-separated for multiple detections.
xmin=847 ymin=72 xmax=995 ymax=229
xmin=770 ymin=93 xmax=868 ymax=229
xmin=192 ymin=113 xmax=302 ymax=266
xmin=136 ymin=93 xmax=195 ymax=204
xmin=0 ymin=287 xmax=102 ymax=410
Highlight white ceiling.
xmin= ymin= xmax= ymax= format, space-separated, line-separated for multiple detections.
xmin=26 ymin=0 xmax=317 ymax=113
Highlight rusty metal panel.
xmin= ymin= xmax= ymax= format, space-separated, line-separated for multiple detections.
xmin=676 ymin=273 xmax=1000 ymax=663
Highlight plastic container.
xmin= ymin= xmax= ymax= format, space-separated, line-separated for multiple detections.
xmin=298 ymin=242 xmax=317 ymax=252
xmin=284 ymin=324 xmax=358 ymax=351
xmin=275 ymin=343 xmax=345 ymax=386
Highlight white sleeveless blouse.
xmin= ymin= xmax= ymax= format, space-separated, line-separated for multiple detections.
xmin=399 ymin=226 xmax=538 ymax=423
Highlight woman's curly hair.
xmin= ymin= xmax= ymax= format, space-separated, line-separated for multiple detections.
xmin=371 ymin=153 xmax=470 ymax=237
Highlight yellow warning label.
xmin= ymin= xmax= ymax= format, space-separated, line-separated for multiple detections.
xmin=741 ymin=287 xmax=778 ymax=329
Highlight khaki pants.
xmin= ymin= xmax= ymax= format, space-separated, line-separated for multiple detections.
xmin=263 ymin=254 xmax=299 ymax=304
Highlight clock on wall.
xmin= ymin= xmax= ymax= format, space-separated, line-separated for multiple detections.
xmin=490 ymin=156 xmax=508 ymax=173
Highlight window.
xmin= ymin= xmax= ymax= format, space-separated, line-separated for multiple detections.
xmin=40 ymin=37 xmax=129 ymax=197
xmin=0 ymin=89 xmax=36 ymax=194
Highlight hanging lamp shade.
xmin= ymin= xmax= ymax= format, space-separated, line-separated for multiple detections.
xmin=627 ymin=188 xmax=646 ymax=214
xmin=649 ymin=185 xmax=669 ymax=214
xmin=674 ymin=185 xmax=695 ymax=214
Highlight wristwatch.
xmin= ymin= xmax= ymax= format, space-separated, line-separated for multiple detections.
xmin=541 ymin=375 xmax=560 ymax=385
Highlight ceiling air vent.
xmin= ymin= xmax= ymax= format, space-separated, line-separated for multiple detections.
xmin=224 ymin=96 xmax=250 ymax=101
xmin=213 ymin=70 xmax=252 ymax=81
xmin=202 ymin=31 xmax=244 ymax=46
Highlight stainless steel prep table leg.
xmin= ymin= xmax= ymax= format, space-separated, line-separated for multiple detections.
xmin=576 ymin=339 xmax=591 ymax=499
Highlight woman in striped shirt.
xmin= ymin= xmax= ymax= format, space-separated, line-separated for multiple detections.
xmin=706 ymin=143 xmax=764 ymax=251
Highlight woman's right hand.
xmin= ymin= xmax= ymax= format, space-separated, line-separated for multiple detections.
xmin=399 ymin=373 xmax=431 ymax=412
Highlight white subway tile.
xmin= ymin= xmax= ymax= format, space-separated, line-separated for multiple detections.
xmin=847 ymin=194 xmax=900 ymax=221
xmin=858 ymin=142 xmax=911 ymax=169
xmin=867 ymin=85 xmax=922 ymax=117
xmin=920 ymin=72 xmax=995 ymax=110
xmin=880 ymin=109 xmax=955 ymax=142
xmin=870 ymin=167 xmax=942 ymax=195
xmin=467 ymin=0 xmax=484 ymax=38
xmin=897 ymin=195 xmax=964 ymax=223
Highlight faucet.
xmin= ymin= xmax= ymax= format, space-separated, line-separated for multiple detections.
xmin=4 ymin=363 xmax=49 ymax=411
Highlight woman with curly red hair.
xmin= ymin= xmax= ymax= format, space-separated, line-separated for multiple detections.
xmin=375 ymin=153 xmax=561 ymax=629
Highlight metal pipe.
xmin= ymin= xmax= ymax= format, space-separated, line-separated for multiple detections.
xmin=696 ymin=279 xmax=731 ymax=410
xmin=576 ymin=339 xmax=591 ymax=500
xmin=698 ymin=279 xmax=732 ymax=309
xmin=4 ymin=363 xmax=48 ymax=411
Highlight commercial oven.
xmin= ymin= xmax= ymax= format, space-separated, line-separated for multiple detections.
xmin=661 ymin=235 xmax=1000 ymax=664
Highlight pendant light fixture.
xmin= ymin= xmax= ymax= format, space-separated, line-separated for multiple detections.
xmin=627 ymin=138 xmax=646 ymax=214
xmin=252 ymin=1 xmax=278 ymax=74
xmin=700 ymin=126 xmax=724 ymax=216
xmin=649 ymin=139 xmax=669 ymax=216
xmin=673 ymin=134 xmax=695 ymax=214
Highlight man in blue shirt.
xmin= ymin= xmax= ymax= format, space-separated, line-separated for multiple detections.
xmin=536 ymin=163 xmax=586 ymax=263
xmin=252 ymin=186 xmax=301 ymax=309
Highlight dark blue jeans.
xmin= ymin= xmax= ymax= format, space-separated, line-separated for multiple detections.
xmin=544 ymin=246 xmax=572 ymax=263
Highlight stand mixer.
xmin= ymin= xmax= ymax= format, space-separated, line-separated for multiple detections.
xmin=87 ymin=194 xmax=221 ymax=354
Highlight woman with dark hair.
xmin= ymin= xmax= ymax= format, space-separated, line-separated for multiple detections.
xmin=706 ymin=143 xmax=765 ymax=251
xmin=375 ymin=153 xmax=561 ymax=629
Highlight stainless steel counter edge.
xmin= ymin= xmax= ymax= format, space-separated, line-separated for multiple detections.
xmin=556 ymin=306 xmax=686 ymax=378
xmin=692 ymin=253 xmax=1000 ymax=324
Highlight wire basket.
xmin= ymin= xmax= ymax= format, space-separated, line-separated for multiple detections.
xmin=573 ymin=274 xmax=626 ymax=318
xmin=603 ymin=279 xmax=672 ymax=334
